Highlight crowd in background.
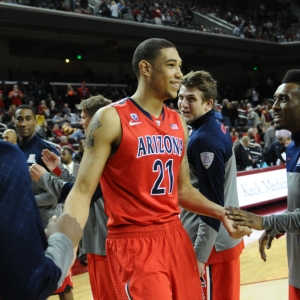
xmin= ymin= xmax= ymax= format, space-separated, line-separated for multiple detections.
xmin=0 ymin=73 xmax=291 ymax=171
xmin=1 ymin=0 xmax=300 ymax=42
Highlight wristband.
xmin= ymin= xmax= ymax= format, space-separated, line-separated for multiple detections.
xmin=53 ymin=166 xmax=62 ymax=176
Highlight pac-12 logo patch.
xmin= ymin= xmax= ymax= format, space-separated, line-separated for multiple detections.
xmin=200 ymin=152 xmax=214 ymax=169
xmin=27 ymin=154 xmax=36 ymax=164
xmin=130 ymin=113 xmax=138 ymax=121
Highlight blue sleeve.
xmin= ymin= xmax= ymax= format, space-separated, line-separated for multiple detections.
xmin=189 ymin=132 xmax=226 ymax=232
xmin=0 ymin=142 xmax=62 ymax=300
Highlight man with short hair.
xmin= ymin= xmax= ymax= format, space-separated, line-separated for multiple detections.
xmin=262 ymin=136 xmax=287 ymax=166
xmin=14 ymin=105 xmax=74 ymax=300
xmin=62 ymin=38 xmax=250 ymax=299
xmin=30 ymin=95 xmax=115 ymax=300
xmin=2 ymin=129 xmax=17 ymax=144
xmin=178 ymin=70 xmax=244 ymax=300
xmin=227 ymin=69 xmax=300 ymax=299
xmin=234 ymin=136 xmax=254 ymax=170
xmin=61 ymin=146 xmax=79 ymax=176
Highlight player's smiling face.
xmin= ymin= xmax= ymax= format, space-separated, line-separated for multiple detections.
xmin=273 ymin=83 xmax=300 ymax=134
xmin=150 ymin=47 xmax=183 ymax=101
xmin=178 ymin=85 xmax=212 ymax=124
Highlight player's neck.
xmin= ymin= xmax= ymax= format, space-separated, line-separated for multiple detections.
xmin=131 ymin=88 xmax=165 ymax=118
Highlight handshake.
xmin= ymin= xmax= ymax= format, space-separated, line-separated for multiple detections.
xmin=226 ymin=207 xmax=264 ymax=230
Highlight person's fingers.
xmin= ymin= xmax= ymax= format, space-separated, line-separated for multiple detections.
xmin=49 ymin=215 xmax=57 ymax=223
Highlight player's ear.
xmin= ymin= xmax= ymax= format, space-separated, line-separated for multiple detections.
xmin=139 ymin=60 xmax=151 ymax=77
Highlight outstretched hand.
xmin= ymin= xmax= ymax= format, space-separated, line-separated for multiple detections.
xmin=41 ymin=149 xmax=61 ymax=171
xmin=221 ymin=215 xmax=252 ymax=239
xmin=225 ymin=206 xmax=264 ymax=230
xmin=258 ymin=231 xmax=275 ymax=262
xmin=29 ymin=163 xmax=47 ymax=182
xmin=47 ymin=213 xmax=83 ymax=248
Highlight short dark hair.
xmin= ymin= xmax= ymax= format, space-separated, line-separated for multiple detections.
xmin=282 ymin=69 xmax=300 ymax=84
xmin=15 ymin=105 xmax=36 ymax=117
xmin=132 ymin=38 xmax=176 ymax=79
xmin=61 ymin=146 xmax=74 ymax=155
xmin=77 ymin=95 xmax=112 ymax=118
xmin=181 ymin=71 xmax=218 ymax=104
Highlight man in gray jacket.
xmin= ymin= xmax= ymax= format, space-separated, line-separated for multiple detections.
xmin=30 ymin=95 xmax=117 ymax=300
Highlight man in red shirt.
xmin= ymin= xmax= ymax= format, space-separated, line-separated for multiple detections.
xmin=8 ymin=84 xmax=23 ymax=106
xmin=77 ymin=82 xmax=90 ymax=101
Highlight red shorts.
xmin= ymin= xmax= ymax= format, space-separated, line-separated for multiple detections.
xmin=87 ymin=254 xmax=118 ymax=300
xmin=202 ymin=256 xmax=240 ymax=300
xmin=289 ymin=284 xmax=300 ymax=300
xmin=106 ymin=217 xmax=203 ymax=300
xmin=201 ymin=241 xmax=244 ymax=300
xmin=53 ymin=270 xmax=73 ymax=294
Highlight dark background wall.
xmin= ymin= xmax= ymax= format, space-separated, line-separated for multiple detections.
xmin=1 ymin=2 xmax=300 ymax=99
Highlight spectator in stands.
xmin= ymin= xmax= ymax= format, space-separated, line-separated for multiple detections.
xmin=221 ymin=99 xmax=231 ymax=127
xmin=2 ymin=128 xmax=17 ymax=144
xmin=247 ymin=107 xmax=261 ymax=127
xmin=38 ymin=100 xmax=50 ymax=117
xmin=52 ymin=110 xmax=67 ymax=127
xmin=234 ymin=135 xmax=254 ymax=171
xmin=262 ymin=136 xmax=287 ymax=166
xmin=73 ymin=138 xmax=85 ymax=163
xmin=152 ymin=3 xmax=162 ymax=25
xmin=8 ymin=84 xmax=23 ymax=107
xmin=64 ymin=108 xmax=80 ymax=124
xmin=99 ymin=0 xmax=111 ymax=17
xmin=59 ymin=135 xmax=74 ymax=150
xmin=264 ymin=120 xmax=276 ymax=149
xmin=37 ymin=120 xmax=54 ymax=141
xmin=77 ymin=82 xmax=90 ymax=101
xmin=65 ymin=84 xmax=79 ymax=110
xmin=61 ymin=146 xmax=79 ymax=176
xmin=1 ymin=104 xmax=16 ymax=125
xmin=110 ymin=0 xmax=119 ymax=18
xmin=133 ymin=5 xmax=143 ymax=22
xmin=52 ymin=123 xmax=64 ymax=138
xmin=36 ymin=109 xmax=46 ymax=127
xmin=0 ymin=90 xmax=5 ymax=109
xmin=49 ymin=99 xmax=57 ymax=116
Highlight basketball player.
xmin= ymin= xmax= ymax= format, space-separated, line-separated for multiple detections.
xmin=178 ymin=71 xmax=244 ymax=300
xmin=31 ymin=95 xmax=117 ymax=300
xmin=227 ymin=69 xmax=300 ymax=299
xmin=63 ymin=38 xmax=251 ymax=299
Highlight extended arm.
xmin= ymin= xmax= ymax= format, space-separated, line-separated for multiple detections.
xmin=177 ymin=117 xmax=252 ymax=239
xmin=63 ymin=106 xmax=121 ymax=229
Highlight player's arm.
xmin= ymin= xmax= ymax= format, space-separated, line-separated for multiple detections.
xmin=63 ymin=106 xmax=121 ymax=229
xmin=177 ymin=116 xmax=251 ymax=238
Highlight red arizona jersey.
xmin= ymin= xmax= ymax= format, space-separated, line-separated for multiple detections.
xmin=100 ymin=98 xmax=184 ymax=227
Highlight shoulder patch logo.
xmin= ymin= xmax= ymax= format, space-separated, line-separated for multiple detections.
xmin=130 ymin=113 xmax=138 ymax=121
xmin=200 ymin=152 xmax=214 ymax=169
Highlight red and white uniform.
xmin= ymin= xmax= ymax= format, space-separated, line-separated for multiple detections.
xmin=101 ymin=98 xmax=203 ymax=300
xmin=101 ymin=98 xmax=184 ymax=227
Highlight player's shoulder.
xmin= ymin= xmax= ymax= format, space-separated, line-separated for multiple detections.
xmin=0 ymin=140 xmax=20 ymax=155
